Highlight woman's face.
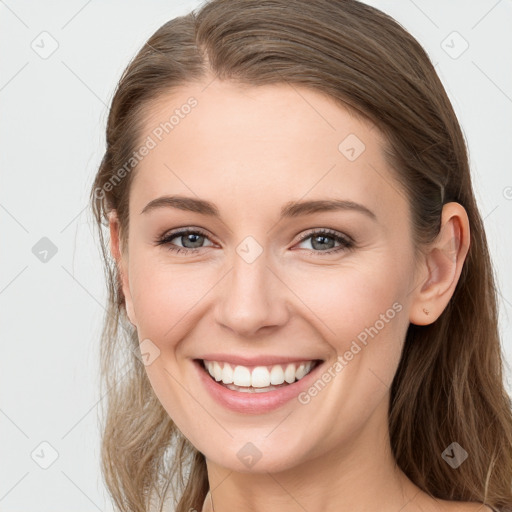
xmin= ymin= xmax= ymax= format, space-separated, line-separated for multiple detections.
xmin=114 ymin=80 xmax=424 ymax=473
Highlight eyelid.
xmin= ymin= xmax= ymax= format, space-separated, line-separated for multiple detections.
xmin=295 ymin=227 xmax=353 ymax=244
xmin=154 ymin=226 xmax=217 ymax=252
xmin=157 ymin=227 xmax=352 ymax=243
xmin=157 ymin=226 xmax=213 ymax=242
xmin=156 ymin=226 xmax=355 ymax=255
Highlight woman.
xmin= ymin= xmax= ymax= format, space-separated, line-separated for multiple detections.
xmin=89 ymin=1 xmax=512 ymax=511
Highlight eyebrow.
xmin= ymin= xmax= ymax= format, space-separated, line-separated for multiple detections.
xmin=140 ymin=195 xmax=377 ymax=221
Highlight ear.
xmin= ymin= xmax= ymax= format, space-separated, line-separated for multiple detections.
xmin=108 ymin=210 xmax=138 ymax=327
xmin=409 ymin=202 xmax=470 ymax=326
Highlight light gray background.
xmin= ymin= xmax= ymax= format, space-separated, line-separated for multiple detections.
xmin=1 ymin=1 xmax=511 ymax=510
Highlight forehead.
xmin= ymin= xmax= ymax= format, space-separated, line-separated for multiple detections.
xmin=129 ymin=80 xmax=406 ymax=223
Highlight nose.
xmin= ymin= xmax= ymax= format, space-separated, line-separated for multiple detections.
xmin=214 ymin=248 xmax=290 ymax=337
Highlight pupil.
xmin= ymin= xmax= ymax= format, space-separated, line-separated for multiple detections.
xmin=184 ymin=233 xmax=203 ymax=248
xmin=312 ymin=235 xmax=334 ymax=250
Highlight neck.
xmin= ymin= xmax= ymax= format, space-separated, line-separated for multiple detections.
xmin=201 ymin=403 xmax=427 ymax=512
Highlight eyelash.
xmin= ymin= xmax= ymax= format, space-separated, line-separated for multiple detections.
xmin=155 ymin=227 xmax=355 ymax=256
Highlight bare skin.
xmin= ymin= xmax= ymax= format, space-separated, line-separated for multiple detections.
xmin=108 ymin=78 xmax=490 ymax=512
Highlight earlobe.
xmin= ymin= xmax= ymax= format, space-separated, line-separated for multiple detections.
xmin=108 ymin=211 xmax=138 ymax=328
xmin=409 ymin=202 xmax=470 ymax=326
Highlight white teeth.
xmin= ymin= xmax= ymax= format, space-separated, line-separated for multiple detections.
xmin=284 ymin=363 xmax=296 ymax=384
xmin=204 ymin=360 xmax=316 ymax=388
xmin=213 ymin=361 xmax=223 ymax=381
xmin=251 ymin=366 xmax=270 ymax=388
xmin=295 ymin=363 xmax=307 ymax=380
xmin=221 ymin=362 xmax=234 ymax=384
xmin=270 ymin=365 xmax=285 ymax=385
xmin=233 ymin=365 xmax=251 ymax=386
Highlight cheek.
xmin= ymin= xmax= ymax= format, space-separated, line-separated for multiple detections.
xmin=289 ymin=258 xmax=409 ymax=373
xmin=128 ymin=255 xmax=217 ymax=343
xmin=129 ymin=242 xmax=411 ymax=374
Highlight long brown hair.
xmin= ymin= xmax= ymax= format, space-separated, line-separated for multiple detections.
xmin=89 ymin=1 xmax=512 ymax=510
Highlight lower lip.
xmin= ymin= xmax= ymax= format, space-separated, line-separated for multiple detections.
xmin=193 ymin=359 xmax=324 ymax=414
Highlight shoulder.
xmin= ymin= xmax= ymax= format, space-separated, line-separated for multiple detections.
xmin=415 ymin=496 xmax=497 ymax=512
xmin=438 ymin=501 xmax=497 ymax=512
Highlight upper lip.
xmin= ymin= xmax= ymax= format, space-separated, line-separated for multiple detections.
xmin=195 ymin=354 xmax=324 ymax=367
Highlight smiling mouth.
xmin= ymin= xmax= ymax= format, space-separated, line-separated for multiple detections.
xmin=196 ymin=358 xmax=323 ymax=393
